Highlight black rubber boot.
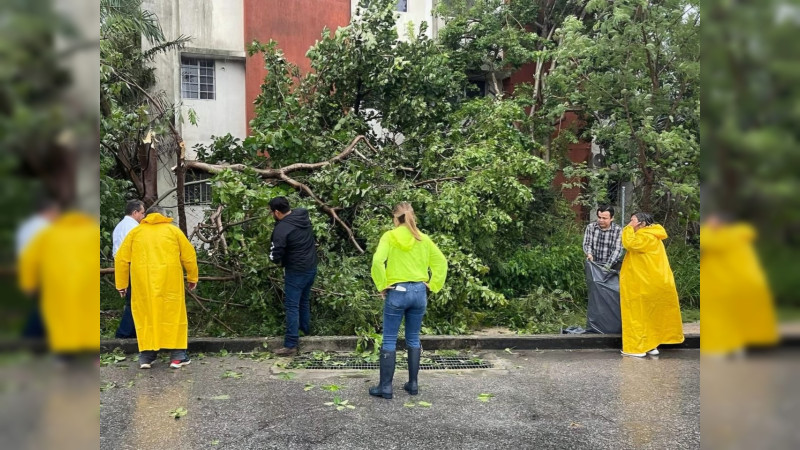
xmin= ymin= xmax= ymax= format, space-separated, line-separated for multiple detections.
xmin=369 ymin=349 xmax=396 ymax=399
xmin=404 ymin=346 xmax=421 ymax=395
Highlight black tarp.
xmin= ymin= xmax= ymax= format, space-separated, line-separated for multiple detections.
xmin=585 ymin=260 xmax=622 ymax=334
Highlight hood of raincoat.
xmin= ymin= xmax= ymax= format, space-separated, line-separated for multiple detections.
xmin=638 ymin=224 xmax=668 ymax=241
xmin=141 ymin=213 xmax=173 ymax=225
xmin=386 ymin=225 xmax=423 ymax=251
xmin=57 ymin=211 xmax=98 ymax=226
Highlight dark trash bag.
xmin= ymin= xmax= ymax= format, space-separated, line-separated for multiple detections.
xmin=584 ymin=260 xmax=622 ymax=334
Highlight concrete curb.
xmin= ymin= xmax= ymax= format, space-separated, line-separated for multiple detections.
xmin=100 ymin=333 xmax=701 ymax=354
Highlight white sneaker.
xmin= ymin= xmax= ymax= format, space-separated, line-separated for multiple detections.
xmin=140 ymin=362 xmax=152 ymax=369
xmin=647 ymin=348 xmax=660 ymax=356
xmin=620 ymin=351 xmax=647 ymax=358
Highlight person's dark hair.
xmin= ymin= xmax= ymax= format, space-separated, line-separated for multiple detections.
xmin=34 ymin=194 xmax=60 ymax=213
xmin=145 ymin=205 xmax=165 ymax=216
xmin=269 ymin=197 xmax=291 ymax=214
xmin=125 ymin=199 xmax=145 ymax=216
xmin=633 ymin=212 xmax=655 ymax=226
xmin=597 ymin=205 xmax=615 ymax=218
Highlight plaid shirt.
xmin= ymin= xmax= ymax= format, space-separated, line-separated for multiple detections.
xmin=582 ymin=222 xmax=623 ymax=266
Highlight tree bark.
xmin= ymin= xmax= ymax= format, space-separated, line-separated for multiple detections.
xmin=176 ymin=141 xmax=188 ymax=235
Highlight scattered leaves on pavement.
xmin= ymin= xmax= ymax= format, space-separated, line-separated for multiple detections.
xmin=477 ymin=393 xmax=495 ymax=402
xmin=169 ymin=407 xmax=188 ymax=420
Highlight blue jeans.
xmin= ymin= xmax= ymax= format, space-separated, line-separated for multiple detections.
xmin=115 ymin=281 xmax=136 ymax=339
xmin=382 ymin=282 xmax=427 ymax=351
xmin=139 ymin=349 xmax=186 ymax=364
xmin=284 ymin=267 xmax=317 ymax=348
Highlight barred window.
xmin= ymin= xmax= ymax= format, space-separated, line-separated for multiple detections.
xmin=184 ymin=171 xmax=212 ymax=204
xmin=181 ymin=57 xmax=215 ymax=100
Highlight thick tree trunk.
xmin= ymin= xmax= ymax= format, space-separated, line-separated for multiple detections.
xmin=176 ymin=141 xmax=188 ymax=235
xmin=137 ymin=136 xmax=159 ymax=207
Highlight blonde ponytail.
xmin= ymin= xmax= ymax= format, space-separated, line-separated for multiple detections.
xmin=393 ymin=202 xmax=422 ymax=241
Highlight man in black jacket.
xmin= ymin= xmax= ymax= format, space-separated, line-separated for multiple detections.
xmin=268 ymin=197 xmax=318 ymax=356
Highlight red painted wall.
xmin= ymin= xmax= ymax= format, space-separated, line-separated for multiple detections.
xmin=504 ymin=62 xmax=590 ymax=222
xmin=243 ymin=0 xmax=351 ymax=130
xmin=551 ymin=111 xmax=590 ymax=221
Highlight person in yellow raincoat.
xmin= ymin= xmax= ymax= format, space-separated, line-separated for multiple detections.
xmin=18 ymin=210 xmax=100 ymax=354
xmin=115 ymin=206 xmax=198 ymax=369
xmin=700 ymin=215 xmax=778 ymax=355
xmin=620 ymin=212 xmax=684 ymax=357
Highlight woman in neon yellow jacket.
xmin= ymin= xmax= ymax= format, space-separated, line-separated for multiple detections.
xmin=369 ymin=202 xmax=448 ymax=399
xmin=620 ymin=212 xmax=684 ymax=357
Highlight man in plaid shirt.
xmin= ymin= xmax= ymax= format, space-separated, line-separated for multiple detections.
xmin=583 ymin=205 xmax=623 ymax=269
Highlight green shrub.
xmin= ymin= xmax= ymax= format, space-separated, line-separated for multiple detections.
xmin=487 ymin=286 xmax=584 ymax=334
xmin=759 ymin=243 xmax=800 ymax=308
xmin=486 ymin=231 xmax=587 ymax=302
xmin=665 ymin=241 xmax=700 ymax=308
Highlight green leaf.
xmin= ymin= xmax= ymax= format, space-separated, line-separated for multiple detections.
xmin=417 ymin=401 xmax=432 ymax=407
xmin=321 ymin=384 xmax=341 ymax=392
xmin=404 ymin=401 xmax=416 ymax=408
xmin=210 ymin=395 xmax=230 ymax=400
xmin=221 ymin=370 xmax=243 ymax=379
xmin=169 ymin=407 xmax=188 ymax=419
xmin=278 ymin=372 xmax=297 ymax=380
xmin=477 ymin=393 xmax=495 ymax=402
xmin=304 ymin=384 xmax=316 ymax=391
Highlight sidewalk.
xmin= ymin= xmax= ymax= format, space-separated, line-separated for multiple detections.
xmin=100 ymin=324 xmax=702 ymax=354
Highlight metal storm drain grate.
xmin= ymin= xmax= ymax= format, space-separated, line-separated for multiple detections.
xmin=286 ymin=354 xmax=493 ymax=371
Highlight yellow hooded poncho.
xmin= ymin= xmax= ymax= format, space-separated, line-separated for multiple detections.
xmin=114 ymin=213 xmax=198 ymax=351
xmin=620 ymin=224 xmax=684 ymax=353
xmin=18 ymin=212 xmax=100 ymax=353
xmin=700 ymin=223 xmax=778 ymax=354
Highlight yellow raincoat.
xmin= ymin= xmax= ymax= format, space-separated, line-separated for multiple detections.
xmin=115 ymin=213 xmax=198 ymax=352
xmin=620 ymin=224 xmax=684 ymax=353
xmin=18 ymin=212 xmax=100 ymax=352
xmin=700 ymin=223 xmax=778 ymax=354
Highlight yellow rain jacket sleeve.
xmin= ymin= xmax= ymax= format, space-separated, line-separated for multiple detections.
xmin=620 ymin=224 xmax=684 ymax=354
xmin=700 ymin=223 xmax=778 ymax=354
xmin=371 ymin=226 xmax=448 ymax=293
xmin=18 ymin=212 xmax=100 ymax=353
xmin=115 ymin=213 xmax=198 ymax=352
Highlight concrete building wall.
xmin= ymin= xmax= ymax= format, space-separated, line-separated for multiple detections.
xmin=173 ymin=0 xmax=244 ymax=53
xmin=142 ymin=0 xmax=247 ymax=237
xmin=350 ymin=0 xmax=437 ymax=40
xmin=180 ymin=59 xmax=247 ymax=156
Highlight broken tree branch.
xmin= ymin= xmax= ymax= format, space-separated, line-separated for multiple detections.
xmin=184 ymin=135 xmax=376 ymax=254
xmin=186 ymin=289 xmax=237 ymax=334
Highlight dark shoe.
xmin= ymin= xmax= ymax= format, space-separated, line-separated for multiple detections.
xmin=369 ymin=348 xmax=396 ymax=399
xmin=274 ymin=347 xmax=298 ymax=357
xmin=403 ymin=346 xmax=421 ymax=395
